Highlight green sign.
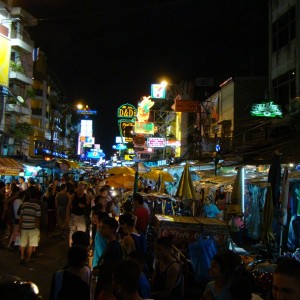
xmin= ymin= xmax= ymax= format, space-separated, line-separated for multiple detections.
xmin=250 ymin=101 xmax=283 ymax=118
xmin=117 ymin=103 xmax=137 ymax=118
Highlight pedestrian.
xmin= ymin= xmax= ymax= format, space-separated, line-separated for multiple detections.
xmin=92 ymin=211 xmax=108 ymax=269
xmin=55 ymin=184 xmax=70 ymax=239
xmin=119 ymin=213 xmax=146 ymax=258
xmin=272 ymin=258 xmax=300 ymax=300
xmin=43 ymin=185 xmax=56 ymax=236
xmin=18 ymin=176 xmax=28 ymax=191
xmin=228 ymin=213 xmax=244 ymax=247
xmin=127 ymin=251 xmax=151 ymax=299
xmin=201 ymin=250 xmax=241 ymax=300
xmin=49 ymin=245 xmax=90 ymax=300
xmin=132 ymin=193 xmax=149 ymax=234
xmin=151 ymin=236 xmax=184 ymax=300
xmin=68 ymin=182 xmax=88 ymax=246
xmin=202 ymin=195 xmax=220 ymax=219
xmin=97 ymin=262 xmax=116 ymax=300
xmin=112 ymin=260 xmax=144 ymax=300
xmin=19 ymin=186 xmax=41 ymax=264
xmin=95 ymin=217 xmax=123 ymax=300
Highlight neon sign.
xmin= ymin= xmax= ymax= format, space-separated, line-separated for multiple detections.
xmin=250 ymin=101 xmax=283 ymax=118
xmin=117 ymin=103 xmax=137 ymax=118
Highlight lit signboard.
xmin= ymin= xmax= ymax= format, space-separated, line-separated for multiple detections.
xmin=117 ymin=103 xmax=137 ymax=118
xmin=166 ymin=140 xmax=181 ymax=147
xmin=137 ymin=96 xmax=154 ymax=122
xmin=77 ymin=109 xmax=97 ymax=115
xmin=151 ymin=84 xmax=166 ymax=99
xmin=118 ymin=119 xmax=135 ymax=143
xmin=80 ymin=120 xmax=93 ymax=136
xmin=0 ymin=34 xmax=11 ymax=87
xmin=250 ymin=101 xmax=283 ymax=118
xmin=147 ymin=137 xmax=166 ymax=148
xmin=135 ymin=122 xmax=155 ymax=134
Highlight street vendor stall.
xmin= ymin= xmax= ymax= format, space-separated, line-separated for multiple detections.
xmin=154 ymin=214 xmax=229 ymax=250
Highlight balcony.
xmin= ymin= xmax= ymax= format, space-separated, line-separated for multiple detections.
xmin=10 ymin=29 xmax=34 ymax=53
xmin=6 ymin=103 xmax=31 ymax=115
xmin=9 ymin=71 xmax=32 ymax=85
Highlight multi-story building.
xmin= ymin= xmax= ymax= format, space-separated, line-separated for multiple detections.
xmin=268 ymin=0 xmax=300 ymax=161
xmin=0 ymin=4 xmax=35 ymax=157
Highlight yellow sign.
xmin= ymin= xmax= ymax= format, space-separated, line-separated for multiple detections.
xmin=117 ymin=103 xmax=137 ymax=118
xmin=0 ymin=34 xmax=11 ymax=87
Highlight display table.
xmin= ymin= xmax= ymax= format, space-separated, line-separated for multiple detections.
xmin=154 ymin=214 xmax=229 ymax=245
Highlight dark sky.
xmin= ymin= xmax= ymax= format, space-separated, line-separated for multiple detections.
xmin=10 ymin=0 xmax=268 ymax=156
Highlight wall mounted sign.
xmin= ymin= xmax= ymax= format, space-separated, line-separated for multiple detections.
xmin=117 ymin=103 xmax=137 ymax=118
xmin=250 ymin=101 xmax=283 ymax=118
xmin=147 ymin=137 xmax=166 ymax=148
xmin=151 ymin=84 xmax=166 ymax=99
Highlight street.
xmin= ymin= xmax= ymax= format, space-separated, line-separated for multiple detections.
xmin=0 ymin=231 xmax=69 ymax=299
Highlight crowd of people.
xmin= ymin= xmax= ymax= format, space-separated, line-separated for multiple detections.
xmin=0 ymin=175 xmax=300 ymax=300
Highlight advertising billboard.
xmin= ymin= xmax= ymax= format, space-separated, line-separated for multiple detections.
xmin=151 ymin=84 xmax=166 ymax=99
xmin=135 ymin=122 xmax=154 ymax=134
xmin=80 ymin=120 xmax=93 ymax=136
xmin=147 ymin=137 xmax=166 ymax=148
xmin=0 ymin=34 xmax=11 ymax=87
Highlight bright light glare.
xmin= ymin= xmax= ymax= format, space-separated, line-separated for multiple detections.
xmin=161 ymin=81 xmax=168 ymax=88
xmin=77 ymin=104 xmax=83 ymax=109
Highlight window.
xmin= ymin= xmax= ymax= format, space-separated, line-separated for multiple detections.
xmin=272 ymin=70 xmax=296 ymax=105
xmin=272 ymin=6 xmax=296 ymax=52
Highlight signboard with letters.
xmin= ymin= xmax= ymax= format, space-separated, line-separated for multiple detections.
xmin=171 ymin=99 xmax=199 ymax=112
xmin=118 ymin=119 xmax=135 ymax=143
xmin=117 ymin=103 xmax=137 ymax=118
xmin=147 ymin=137 xmax=166 ymax=148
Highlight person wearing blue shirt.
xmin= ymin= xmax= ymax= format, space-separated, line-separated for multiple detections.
xmin=203 ymin=195 xmax=220 ymax=218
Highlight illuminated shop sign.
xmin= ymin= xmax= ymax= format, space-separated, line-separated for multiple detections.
xmin=250 ymin=101 xmax=283 ymax=118
xmin=80 ymin=120 xmax=93 ymax=136
xmin=118 ymin=119 xmax=135 ymax=143
xmin=147 ymin=137 xmax=166 ymax=148
xmin=0 ymin=34 xmax=11 ymax=87
xmin=135 ymin=122 xmax=154 ymax=134
xmin=151 ymin=84 xmax=166 ymax=99
xmin=137 ymin=96 xmax=154 ymax=122
xmin=77 ymin=109 xmax=97 ymax=115
xmin=117 ymin=103 xmax=137 ymax=118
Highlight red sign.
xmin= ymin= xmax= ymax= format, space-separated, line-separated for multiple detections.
xmin=171 ymin=100 xmax=199 ymax=112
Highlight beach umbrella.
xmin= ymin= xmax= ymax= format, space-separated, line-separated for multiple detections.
xmin=176 ymin=162 xmax=195 ymax=201
xmin=261 ymin=185 xmax=275 ymax=246
xmin=268 ymin=151 xmax=282 ymax=207
xmin=133 ymin=171 xmax=139 ymax=194
xmin=142 ymin=169 xmax=175 ymax=182
xmin=106 ymin=173 xmax=140 ymax=189
xmin=231 ymin=166 xmax=244 ymax=213
xmin=107 ymin=166 xmax=135 ymax=175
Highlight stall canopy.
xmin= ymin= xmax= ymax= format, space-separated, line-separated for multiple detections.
xmin=0 ymin=158 xmax=23 ymax=175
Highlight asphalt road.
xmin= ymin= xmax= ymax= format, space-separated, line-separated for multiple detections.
xmin=0 ymin=231 xmax=69 ymax=300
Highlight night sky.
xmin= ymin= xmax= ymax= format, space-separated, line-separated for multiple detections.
xmin=10 ymin=0 xmax=268 ymax=157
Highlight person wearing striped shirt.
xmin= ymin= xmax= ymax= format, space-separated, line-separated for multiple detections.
xmin=19 ymin=186 xmax=41 ymax=264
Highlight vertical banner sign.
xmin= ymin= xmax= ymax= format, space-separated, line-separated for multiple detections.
xmin=118 ymin=119 xmax=135 ymax=143
xmin=0 ymin=34 xmax=11 ymax=87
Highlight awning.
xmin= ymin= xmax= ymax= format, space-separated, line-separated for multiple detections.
xmin=0 ymin=158 xmax=23 ymax=175
xmin=57 ymin=159 xmax=80 ymax=170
